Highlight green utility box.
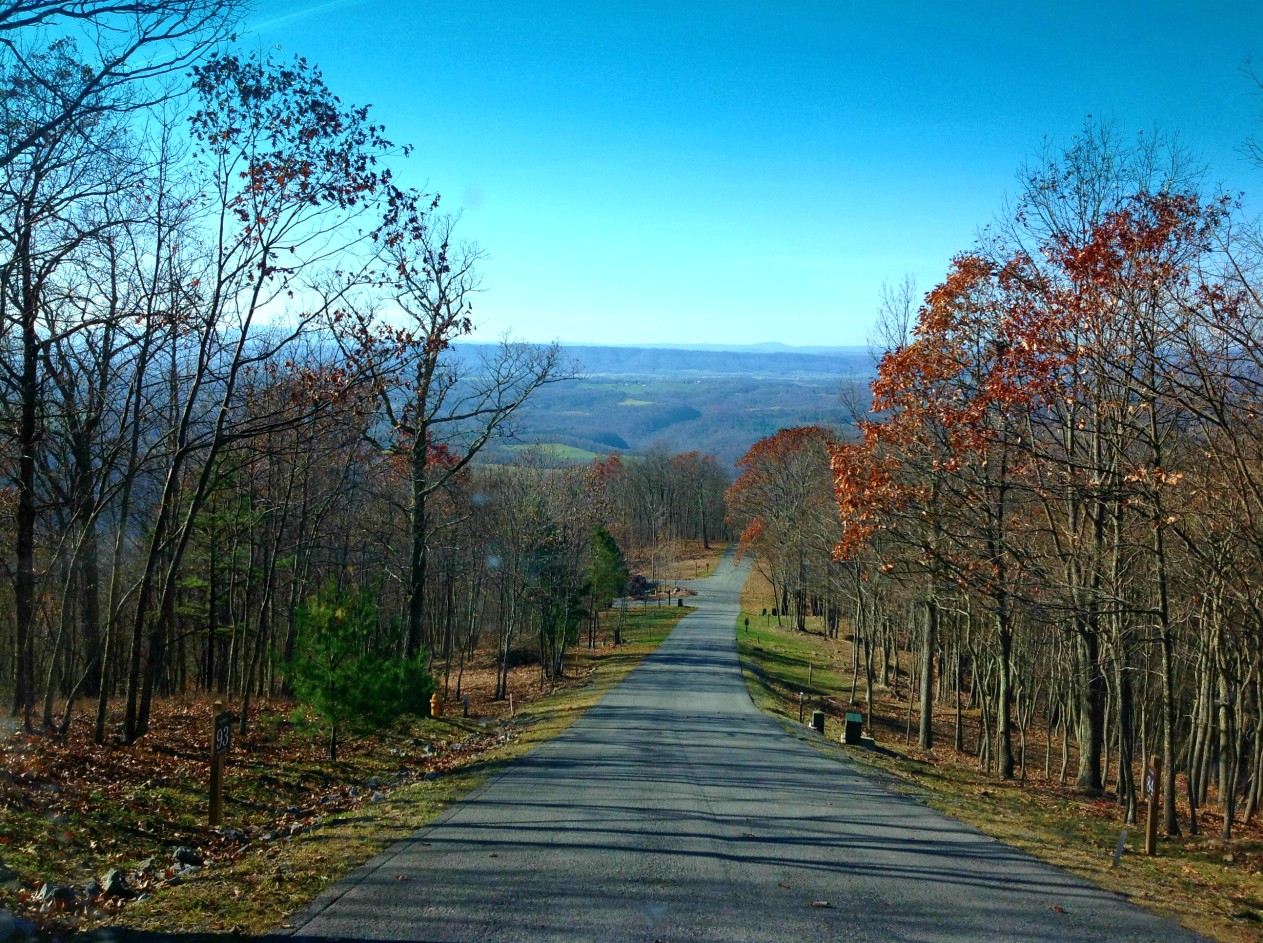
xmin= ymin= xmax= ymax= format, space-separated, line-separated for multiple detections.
xmin=811 ymin=710 xmax=825 ymax=735
xmin=843 ymin=712 xmax=863 ymax=744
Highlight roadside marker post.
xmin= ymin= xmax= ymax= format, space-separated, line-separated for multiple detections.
xmin=798 ymin=692 xmax=805 ymax=724
xmin=209 ymin=700 xmax=232 ymax=827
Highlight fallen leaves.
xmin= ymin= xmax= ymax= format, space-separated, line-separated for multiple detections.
xmin=0 ymin=696 xmax=512 ymax=933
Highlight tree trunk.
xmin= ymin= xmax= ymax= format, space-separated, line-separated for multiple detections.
xmin=996 ymin=613 xmax=1015 ymax=780
xmin=1075 ymin=624 xmax=1106 ymax=792
xmin=408 ymin=427 xmax=429 ymax=657
xmin=919 ymin=596 xmax=937 ymax=749
xmin=13 ymin=213 xmax=38 ymax=729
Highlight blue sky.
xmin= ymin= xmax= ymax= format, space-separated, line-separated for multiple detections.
xmin=245 ymin=1 xmax=1263 ymax=347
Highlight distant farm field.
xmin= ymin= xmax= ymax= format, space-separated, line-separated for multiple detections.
xmin=506 ymin=442 xmax=602 ymax=461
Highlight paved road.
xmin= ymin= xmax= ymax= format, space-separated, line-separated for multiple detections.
xmin=284 ymin=550 xmax=1204 ymax=942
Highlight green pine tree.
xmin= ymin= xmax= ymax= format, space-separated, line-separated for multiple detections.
xmin=289 ymin=583 xmax=434 ymax=760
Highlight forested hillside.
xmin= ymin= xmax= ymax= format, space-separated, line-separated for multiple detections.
xmin=494 ymin=345 xmax=873 ymax=467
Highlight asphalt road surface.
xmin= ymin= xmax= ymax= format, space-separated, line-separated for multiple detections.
xmin=283 ymin=550 xmax=1205 ymax=942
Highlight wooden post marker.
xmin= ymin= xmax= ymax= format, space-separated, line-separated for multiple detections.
xmin=209 ymin=701 xmax=232 ymax=827
xmin=1144 ymin=754 xmax=1162 ymax=856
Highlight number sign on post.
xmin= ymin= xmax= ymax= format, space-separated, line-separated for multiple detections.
xmin=209 ymin=702 xmax=232 ymax=827
xmin=214 ymin=712 xmax=232 ymax=755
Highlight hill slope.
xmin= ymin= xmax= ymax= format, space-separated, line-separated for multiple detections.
xmin=489 ymin=343 xmax=875 ymax=467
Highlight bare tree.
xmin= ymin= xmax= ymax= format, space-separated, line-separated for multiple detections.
xmin=0 ymin=0 xmax=244 ymax=169
xmin=347 ymin=201 xmax=575 ymax=657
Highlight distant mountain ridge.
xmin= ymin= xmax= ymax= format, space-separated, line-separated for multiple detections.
xmin=555 ymin=344 xmax=875 ymax=378
xmin=479 ymin=342 xmax=876 ymax=467
xmin=562 ymin=340 xmax=870 ymax=355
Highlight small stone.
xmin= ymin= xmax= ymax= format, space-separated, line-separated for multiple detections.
xmin=172 ymin=845 xmax=203 ymax=866
xmin=36 ymin=883 xmax=76 ymax=910
xmin=371 ymin=792 xmax=385 ymax=801
xmin=82 ymin=880 xmax=102 ymax=901
xmin=262 ymin=832 xmax=277 ymax=842
xmin=0 ymin=863 xmax=16 ymax=883
xmin=289 ymin=824 xmax=303 ymax=836
xmin=423 ymin=772 xmax=439 ymax=781
xmin=135 ymin=856 xmax=156 ymax=872
xmin=365 ymin=777 xmax=382 ymax=789
xmin=101 ymin=868 xmax=134 ymax=899
xmin=286 ymin=807 xmax=301 ymax=817
xmin=217 ymin=827 xmax=248 ymax=844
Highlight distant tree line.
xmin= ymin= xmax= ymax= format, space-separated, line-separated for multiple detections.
xmin=592 ymin=446 xmax=730 ymax=582
xmin=728 ymin=121 xmax=1263 ymax=840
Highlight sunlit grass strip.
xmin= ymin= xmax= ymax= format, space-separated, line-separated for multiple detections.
xmin=733 ymin=562 xmax=1262 ymax=943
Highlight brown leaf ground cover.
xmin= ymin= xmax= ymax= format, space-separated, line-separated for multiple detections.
xmin=0 ymin=600 xmax=703 ymax=936
xmin=736 ymin=562 xmax=1263 ymax=943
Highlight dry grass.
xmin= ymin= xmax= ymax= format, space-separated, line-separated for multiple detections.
xmin=627 ymin=539 xmax=729 ymax=582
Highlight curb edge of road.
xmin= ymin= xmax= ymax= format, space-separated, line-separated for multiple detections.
xmin=266 ymin=760 xmax=518 ymax=939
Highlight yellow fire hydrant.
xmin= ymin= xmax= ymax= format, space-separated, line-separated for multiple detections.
xmin=429 ymin=692 xmax=442 ymax=719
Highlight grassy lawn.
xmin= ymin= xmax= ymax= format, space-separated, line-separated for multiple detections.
xmin=734 ymin=565 xmax=1263 ymax=943
xmin=504 ymin=443 xmax=600 ymax=461
xmin=1 ymin=604 xmax=694 ymax=936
